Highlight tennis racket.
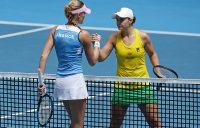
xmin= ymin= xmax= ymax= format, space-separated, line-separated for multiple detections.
xmin=153 ymin=65 xmax=178 ymax=90
xmin=37 ymin=68 xmax=53 ymax=127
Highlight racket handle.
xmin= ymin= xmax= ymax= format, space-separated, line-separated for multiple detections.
xmin=38 ymin=68 xmax=44 ymax=86
xmin=38 ymin=85 xmax=46 ymax=96
xmin=156 ymin=83 xmax=162 ymax=91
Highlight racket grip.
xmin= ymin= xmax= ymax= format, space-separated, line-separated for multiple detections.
xmin=38 ymin=84 xmax=46 ymax=96
xmin=156 ymin=83 xmax=162 ymax=91
xmin=38 ymin=68 xmax=44 ymax=85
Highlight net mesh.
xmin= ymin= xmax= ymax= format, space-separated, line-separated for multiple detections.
xmin=0 ymin=72 xmax=200 ymax=127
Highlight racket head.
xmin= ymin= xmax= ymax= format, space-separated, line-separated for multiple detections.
xmin=153 ymin=65 xmax=178 ymax=78
xmin=37 ymin=93 xmax=53 ymax=127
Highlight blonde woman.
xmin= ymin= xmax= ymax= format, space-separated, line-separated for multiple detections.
xmin=38 ymin=0 xmax=100 ymax=127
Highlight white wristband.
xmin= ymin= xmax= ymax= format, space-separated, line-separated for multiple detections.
xmin=94 ymin=41 xmax=100 ymax=48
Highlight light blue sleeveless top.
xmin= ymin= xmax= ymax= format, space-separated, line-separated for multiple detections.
xmin=53 ymin=25 xmax=83 ymax=76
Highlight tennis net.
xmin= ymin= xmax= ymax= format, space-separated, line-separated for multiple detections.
xmin=0 ymin=72 xmax=200 ymax=127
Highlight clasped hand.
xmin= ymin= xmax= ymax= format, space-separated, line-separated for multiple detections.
xmin=38 ymin=84 xmax=46 ymax=96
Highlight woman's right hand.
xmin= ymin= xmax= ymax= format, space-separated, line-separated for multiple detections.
xmin=38 ymin=84 xmax=46 ymax=96
xmin=91 ymin=33 xmax=102 ymax=43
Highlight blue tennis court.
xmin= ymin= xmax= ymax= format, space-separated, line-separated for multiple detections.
xmin=0 ymin=22 xmax=200 ymax=78
xmin=0 ymin=0 xmax=200 ymax=127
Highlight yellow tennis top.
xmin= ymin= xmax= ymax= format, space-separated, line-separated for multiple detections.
xmin=115 ymin=28 xmax=149 ymax=89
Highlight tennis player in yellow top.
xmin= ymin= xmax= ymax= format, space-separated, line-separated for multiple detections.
xmin=92 ymin=7 xmax=161 ymax=128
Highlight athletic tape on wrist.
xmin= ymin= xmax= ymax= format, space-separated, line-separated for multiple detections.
xmin=94 ymin=41 xmax=100 ymax=48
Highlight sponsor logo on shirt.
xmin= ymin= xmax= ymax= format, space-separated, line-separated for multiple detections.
xmin=136 ymin=48 xmax=140 ymax=52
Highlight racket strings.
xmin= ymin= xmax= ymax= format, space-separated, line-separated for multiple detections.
xmin=39 ymin=96 xmax=52 ymax=124
xmin=155 ymin=68 xmax=177 ymax=78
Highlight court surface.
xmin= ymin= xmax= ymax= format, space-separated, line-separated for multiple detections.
xmin=0 ymin=22 xmax=200 ymax=78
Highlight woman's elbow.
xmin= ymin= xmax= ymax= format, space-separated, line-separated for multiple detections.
xmin=88 ymin=59 xmax=97 ymax=66
xmin=98 ymin=58 xmax=104 ymax=62
xmin=98 ymin=56 xmax=105 ymax=62
xmin=90 ymin=61 xmax=96 ymax=66
xmin=40 ymin=54 xmax=48 ymax=61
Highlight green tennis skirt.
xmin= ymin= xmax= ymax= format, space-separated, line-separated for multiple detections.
xmin=112 ymin=85 xmax=157 ymax=105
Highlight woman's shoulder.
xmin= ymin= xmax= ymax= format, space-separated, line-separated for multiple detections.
xmin=78 ymin=29 xmax=90 ymax=44
xmin=79 ymin=29 xmax=90 ymax=37
xmin=109 ymin=31 xmax=118 ymax=39
xmin=137 ymin=29 xmax=149 ymax=40
xmin=136 ymin=29 xmax=151 ymax=46
xmin=49 ymin=26 xmax=58 ymax=36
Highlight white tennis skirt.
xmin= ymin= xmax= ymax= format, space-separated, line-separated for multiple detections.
xmin=54 ymin=73 xmax=88 ymax=100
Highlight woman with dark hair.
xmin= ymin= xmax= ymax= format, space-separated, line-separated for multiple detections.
xmin=93 ymin=7 xmax=161 ymax=128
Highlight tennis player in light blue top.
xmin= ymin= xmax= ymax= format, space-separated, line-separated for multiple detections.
xmin=38 ymin=0 xmax=100 ymax=127
xmin=54 ymin=25 xmax=84 ymax=76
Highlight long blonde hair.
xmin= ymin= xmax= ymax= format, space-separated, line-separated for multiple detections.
xmin=64 ymin=0 xmax=84 ymax=26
